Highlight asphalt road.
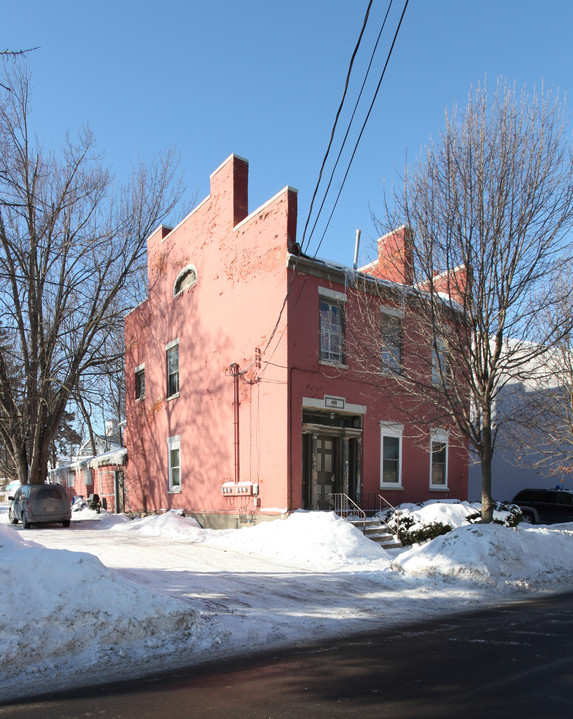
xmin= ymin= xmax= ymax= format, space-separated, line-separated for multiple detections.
xmin=2 ymin=591 xmax=572 ymax=719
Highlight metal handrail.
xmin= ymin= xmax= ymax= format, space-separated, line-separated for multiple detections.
xmin=376 ymin=494 xmax=400 ymax=540
xmin=329 ymin=493 xmax=366 ymax=527
xmin=377 ymin=493 xmax=397 ymax=513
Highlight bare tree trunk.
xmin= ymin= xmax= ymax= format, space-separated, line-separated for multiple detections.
xmin=357 ymin=79 xmax=573 ymax=521
xmin=0 ymin=61 xmax=184 ymax=484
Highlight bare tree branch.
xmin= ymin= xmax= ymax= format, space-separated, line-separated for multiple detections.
xmin=352 ymin=80 xmax=573 ymax=521
xmin=0 ymin=61 xmax=184 ymax=484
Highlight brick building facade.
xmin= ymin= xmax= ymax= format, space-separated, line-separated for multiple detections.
xmin=123 ymin=155 xmax=468 ymax=527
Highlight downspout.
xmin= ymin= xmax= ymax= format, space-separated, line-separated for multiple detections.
xmin=229 ymin=363 xmax=241 ymax=484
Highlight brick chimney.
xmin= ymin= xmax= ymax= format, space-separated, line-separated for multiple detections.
xmin=362 ymin=226 xmax=413 ymax=285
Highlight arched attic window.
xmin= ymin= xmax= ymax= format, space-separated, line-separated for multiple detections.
xmin=173 ymin=264 xmax=198 ymax=298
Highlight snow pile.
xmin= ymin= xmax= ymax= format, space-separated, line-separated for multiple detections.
xmin=204 ymin=511 xmax=389 ymax=567
xmin=1 ymin=502 xmax=573 ymax=703
xmin=109 ymin=510 xmax=389 ymax=567
xmin=71 ymin=506 xmax=131 ymax=527
xmin=383 ymin=499 xmax=520 ymax=545
xmin=111 ymin=509 xmax=204 ymax=539
xmin=393 ymin=523 xmax=573 ymax=588
xmin=0 ymin=524 xmax=213 ymax=698
xmin=394 ymin=499 xmax=481 ymax=528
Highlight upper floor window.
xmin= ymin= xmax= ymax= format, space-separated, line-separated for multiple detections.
xmin=135 ymin=364 xmax=145 ymax=400
xmin=430 ymin=429 xmax=449 ymax=488
xmin=381 ymin=307 xmax=402 ymax=374
xmin=166 ymin=340 xmax=179 ymax=398
xmin=174 ymin=265 xmax=198 ymax=297
xmin=319 ymin=287 xmax=346 ymax=365
xmin=432 ymin=335 xmax=449 ymax=385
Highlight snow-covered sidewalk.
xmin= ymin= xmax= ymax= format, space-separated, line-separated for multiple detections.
xmin=2 ymin=504 xmax=573 ymax=703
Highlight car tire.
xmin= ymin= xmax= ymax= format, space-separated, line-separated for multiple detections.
xmin=62 ymin=520 xmax=70 ymax=528
xmin=521 ymin=511 xmax=535 ymax=525
xmin=22 ymin=513 xmax=32 ymax=529
xmin=9 ymin=510 xmax=18 ymax=525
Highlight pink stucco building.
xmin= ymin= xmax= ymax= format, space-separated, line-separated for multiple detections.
xmin=124 ymin=154 xmax=468 ymax=527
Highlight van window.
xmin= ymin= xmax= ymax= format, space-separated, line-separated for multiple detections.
xmin=35 ymin=486 xmax=65 ymax=500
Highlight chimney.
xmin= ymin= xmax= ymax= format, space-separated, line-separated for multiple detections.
xmin=366 ymin=226 xmax=413 ymax=285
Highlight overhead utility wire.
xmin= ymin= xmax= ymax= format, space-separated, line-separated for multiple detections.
xmin=309 ymin=0 xmax=410 ymax=262
xmin=259 ymin=0 xmax=409 ymax=374
xmin=258 ymin=0 xmax=377 ymax=365
xmin=302 ymin=0 xmax=395 ymax=256
xmin=300 ymin=0 xmax=374 ymax=254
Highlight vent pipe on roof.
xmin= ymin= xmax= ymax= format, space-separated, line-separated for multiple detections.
xmin=353 ymin=229 xmax=361 ymax=270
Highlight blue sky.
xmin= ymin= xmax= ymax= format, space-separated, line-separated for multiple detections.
xmin=3 ymin=0 xmax=573 ymax=266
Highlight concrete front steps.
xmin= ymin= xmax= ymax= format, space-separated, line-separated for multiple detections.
xmin=349 ymin=517 xmax=402 ymax=550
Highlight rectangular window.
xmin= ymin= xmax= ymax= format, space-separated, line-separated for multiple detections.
xmin=430 ymin=430 xmax=448 ymax=488
xmin=135 ymin=364 xmax=145 ymax=400
xmin=381 ymin=309 xmax=402 ymax=374
xmin=318 ymin=287 xmax=346 ymax=365
xmin=432 ymin=336 xmax=448 ymax=385
xmin=168 ymin=435 xmax=181 ymax=492
xmin=380 ymin=422 xmax=404 ymax=487
xmin=166 ymin=340 xmax=179 ymax=398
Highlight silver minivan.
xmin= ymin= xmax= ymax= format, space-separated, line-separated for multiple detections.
xmin=8 ymin=483 xmax=71 ymax=528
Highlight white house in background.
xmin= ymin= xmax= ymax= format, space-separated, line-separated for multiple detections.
xmin=469 ymin=341 xmax=572 ymax=501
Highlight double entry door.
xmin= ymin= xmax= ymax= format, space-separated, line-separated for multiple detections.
xmin=302 ymin=426 xmax=361 ymax=511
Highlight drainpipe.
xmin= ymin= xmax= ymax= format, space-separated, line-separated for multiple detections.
xmin=229 ymin=363 xmax=241 ymax=484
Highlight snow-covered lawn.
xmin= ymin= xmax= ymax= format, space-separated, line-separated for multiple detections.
xmin=2 ymin=502 xmax=573 ymax=703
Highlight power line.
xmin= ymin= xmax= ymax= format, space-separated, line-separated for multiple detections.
xmin=309 ymin=0 xmax=410 ymax=261
xmin=302 ymin=0 xmax=395 ymax=255
xmin=300 ymin=0 xmax=375 ymax=254
xmin=259 ymin=0 xmax=410 ymax=374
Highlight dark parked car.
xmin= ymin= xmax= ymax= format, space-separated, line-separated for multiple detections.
xmin=8 ymin=483 xmax=71 ymax=529
xmin=512 ymin=488 xmax=573 ymax=525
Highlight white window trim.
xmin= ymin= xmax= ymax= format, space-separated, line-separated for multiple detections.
xmin=135 ymin=363 xmax=145 ymax=401
xmin=429 ymin=428 xmax=449 ymax=489
xmin=380 ymin=421 xmax=404 ymax=489
xmin=166 ymin=339 xmax=180 ymax=400
xmin=380 ymin=307 xmax=403 ymax=374
xmin=432 ymin=336 xmax=449 ymax=386
xmin=168 ymin=435 xmax=181 ymax=493
xmin=173 ymin=264 xmax=198 ymax=297
xmin=318 ymin=287 xmax=347 ymax=367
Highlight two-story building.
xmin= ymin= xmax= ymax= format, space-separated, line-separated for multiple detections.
xmin=124 ymin=154 xmax=468 ymax=527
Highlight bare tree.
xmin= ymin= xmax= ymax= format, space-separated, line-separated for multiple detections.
xmin=0 ymin=62 xmax=183 ymax=485
xmin=354 ymin=80 xmax=573 ymax=522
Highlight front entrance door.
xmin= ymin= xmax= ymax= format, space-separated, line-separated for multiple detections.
xmin=315 ymin=436 xmax=337 ymax=510
xmin=302 ymin=410 xmax=363 ymax=511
